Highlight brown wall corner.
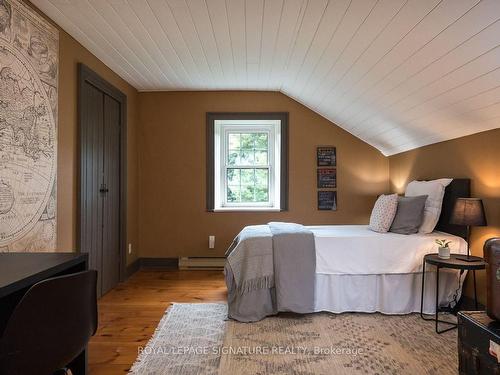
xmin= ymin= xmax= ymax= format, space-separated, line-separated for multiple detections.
xmin=137 ymin=91 xmax=390 ymax=259
xmin=25 ymin=0 xmax=141 ymax=265
xmin=388 ymin=128 xmax=500 ymax=305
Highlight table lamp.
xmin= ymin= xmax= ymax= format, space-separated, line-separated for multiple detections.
xmin=450 ymin=198 xmax=487 ymax=262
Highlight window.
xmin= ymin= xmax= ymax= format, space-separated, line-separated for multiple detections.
xmin=216 ymin=120 xmax=279 ymax=209
xmin=207 ymin=113 xmax=288 ymax=212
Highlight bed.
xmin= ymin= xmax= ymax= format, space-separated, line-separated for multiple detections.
xmin=225 ymin=179 xmax=471 ymax=322
xmin=312 ymin=225 xmax=466 ymax=314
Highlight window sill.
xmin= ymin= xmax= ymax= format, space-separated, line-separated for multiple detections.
xmin=212 ymin=207 xmax=282 ymax=213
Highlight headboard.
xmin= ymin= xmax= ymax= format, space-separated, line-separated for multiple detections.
xmin=435 ymin=178 xmax=471 ymax=239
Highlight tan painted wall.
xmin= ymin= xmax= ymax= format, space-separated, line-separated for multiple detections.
xmin=389 ymin=128 xmax=500 ymax=304
xmin=138 ymin=91 xmax=389 ymax=258
xmin=27 ymin=1 xmax=140 ymax=264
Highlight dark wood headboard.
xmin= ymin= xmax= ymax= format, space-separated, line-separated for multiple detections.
xmin=435 ymin=179 xmax=471 ymax=239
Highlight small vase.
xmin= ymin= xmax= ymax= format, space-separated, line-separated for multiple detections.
xmin=438 ymin=247 xmax=450 ymax=259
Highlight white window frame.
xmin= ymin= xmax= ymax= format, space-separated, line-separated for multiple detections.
xmin=213 ymin=119 xmax=281 ymax=212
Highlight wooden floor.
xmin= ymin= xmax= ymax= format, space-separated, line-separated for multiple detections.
xmin=88 ymin=269 xmax=227 ymax=374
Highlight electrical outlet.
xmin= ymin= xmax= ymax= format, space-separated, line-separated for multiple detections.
xmin=128 ymin=243 xmax=132 ymax=255
xmin=209 ymin=236 xmax=215 ymax=249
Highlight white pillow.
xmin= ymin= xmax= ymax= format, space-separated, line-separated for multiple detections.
xmin=405 ymin=178 xmax=453 ymax=233
xmin=368 ymin=194 xmax=399 ymax=233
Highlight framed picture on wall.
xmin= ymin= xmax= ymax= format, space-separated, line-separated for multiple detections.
xmin=317 ymin=146 xmax=336 ymax=167
xmin=317 ymin=168 xmax=336 ymax=189
xmin=318 ymin=191 xmax=337 ymax=211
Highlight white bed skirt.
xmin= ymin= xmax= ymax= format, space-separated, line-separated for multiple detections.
xmin=314 ymin=269 xmax=466 ymax=315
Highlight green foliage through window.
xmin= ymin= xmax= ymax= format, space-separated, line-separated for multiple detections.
xmin=226 ymin=132 xmax=270 ymax=204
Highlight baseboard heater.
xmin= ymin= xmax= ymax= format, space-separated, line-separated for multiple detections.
xmin=178 ymin=257 xmax=225 ymax=270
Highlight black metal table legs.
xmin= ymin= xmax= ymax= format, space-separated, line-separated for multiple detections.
xmin=420 ymin=261 xmax=459 ymax=334
xmin=473 ymin=270 xmax=478 ymax=310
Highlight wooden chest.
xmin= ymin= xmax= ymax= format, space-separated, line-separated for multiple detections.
xmin=458 ymin=311 xmax=500 ymax=374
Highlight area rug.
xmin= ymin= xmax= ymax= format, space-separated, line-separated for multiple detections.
xmin=129 ymin=303 xmax=227 ymax=375
xmin=130 ymin=303 xmax=458 ymax=375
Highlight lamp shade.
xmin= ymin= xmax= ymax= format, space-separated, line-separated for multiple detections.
xmin=450 ymin=198 xmax=487 ymax=227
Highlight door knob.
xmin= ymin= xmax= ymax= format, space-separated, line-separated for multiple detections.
xmin=100 ymin=184 xmax=109 ymax=193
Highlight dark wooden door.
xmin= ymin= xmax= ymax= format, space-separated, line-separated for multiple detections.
xmin=79 ymin=65 xmax=125 ymax=297
xmin=101 ymin=95 xmax=121 ymax=294
xmin=80 ymin=82 xmax=105 ymax=294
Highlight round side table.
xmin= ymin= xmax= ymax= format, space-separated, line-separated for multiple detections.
xmin=420 ymin=253 xmax=486 ymax=334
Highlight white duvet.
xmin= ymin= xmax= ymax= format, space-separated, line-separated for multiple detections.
xmin=308 ymin=225 xmax=467 ymax=275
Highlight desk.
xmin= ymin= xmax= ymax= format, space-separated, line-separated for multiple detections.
xmin=0 ymin=253 xmax=88 ymax=374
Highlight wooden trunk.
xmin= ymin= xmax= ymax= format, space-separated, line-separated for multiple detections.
xmin=458 ymin=311 xmax=500 ymax=374
xmin=484 ymin=238 xmax=500 ymax=321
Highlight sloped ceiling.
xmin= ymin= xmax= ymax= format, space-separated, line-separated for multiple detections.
xmin=33 ymin=0 xmax=500 ymax=155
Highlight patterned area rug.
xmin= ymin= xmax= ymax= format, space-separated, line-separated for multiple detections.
xmin=130 ymin=303 xmax=458 ymax=374
xmin=221 ymin=311 xmax=457 ymax=375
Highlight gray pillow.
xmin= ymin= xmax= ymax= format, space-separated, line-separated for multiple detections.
xmin=389 ymin=195 xmax=428 ymax=235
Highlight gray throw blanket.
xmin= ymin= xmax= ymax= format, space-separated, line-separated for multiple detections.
xmin=224 ymin=222 xmax=316 ymax=322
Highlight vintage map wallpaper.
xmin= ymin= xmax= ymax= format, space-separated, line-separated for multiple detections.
xmin=0 ymin=0 xmax=58 ymax=252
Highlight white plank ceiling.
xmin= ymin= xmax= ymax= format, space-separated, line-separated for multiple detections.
xmin=33 ymin=0 xmax=500 ymax=155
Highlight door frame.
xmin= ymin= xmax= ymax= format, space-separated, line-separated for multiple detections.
xmin=77 ymin=63 xmax=127 ymax=283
